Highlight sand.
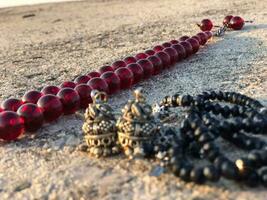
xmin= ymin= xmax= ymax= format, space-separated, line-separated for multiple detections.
xmin=0 ymin=0 xmax=266 ymax=199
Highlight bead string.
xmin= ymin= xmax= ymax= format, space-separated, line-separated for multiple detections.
xmin=157 ymin=91 xmax=267 ymax=186
xmin=0 ymin=15 xmax=248 ymax=141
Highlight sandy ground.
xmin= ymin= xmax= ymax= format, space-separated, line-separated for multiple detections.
xmin=0 ymin=0 xmax=267 ymax=199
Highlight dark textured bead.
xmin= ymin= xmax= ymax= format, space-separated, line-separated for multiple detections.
xmin=203 ymin=165 xmax=220 ymax=182
xmin=214 ymin=156 xmax=228 ymax=171
xmin=247 ymin=151 xmax=262 ymax=167
xmin=190 ymin=168 xmax=205 ymax=184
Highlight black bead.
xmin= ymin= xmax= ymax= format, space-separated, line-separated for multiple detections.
xmin=247 ymin=151 xmax=262 ymax=168
xmin=190 ymin=167 xmax=205 ymax=184
xmin=179 ymin=164 xmax=193 ymax=182
xmin=181 ymin=95 xmax=193 ymax=107
xmin=259 ymin=150 xmax=267 ymax=165
xmin=203 ymin=165 xmax=220 ymax=182
xmin=215 ymin=91 xmax=224 ymax=101
xmin=220 ymin=161 xmax=239 ymax=180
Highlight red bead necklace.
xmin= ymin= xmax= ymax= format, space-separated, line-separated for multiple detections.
xmin=0 ymin=15 xmax=249 ymax=141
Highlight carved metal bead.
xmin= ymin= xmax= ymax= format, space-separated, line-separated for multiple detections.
xmin=82 ymin=90 xmax=119 ymax=157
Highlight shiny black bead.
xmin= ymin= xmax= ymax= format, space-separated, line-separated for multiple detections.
xmin=210 ymin=91 xmax=217 ymax=100
xmin=212 ymin=103 xmax=221 ymax=115
xmin=247 ymin=151 xmax=262 ymax=168
xmin=198 ymin=133 xmax=214 ymax=144
xmin=203 ymin=165 xmax=220 ymax=181
xmin=181 ymin=95 xmax=193 ymax=107
xmin=231 ymin=105 xmax=240 ymax=116
xmin=215 ymin=91 xmax=224 ymax=100
xmin=190 ymin=167 xmax=205 ymax=184
xmin=179 ymin=164 xmax=193 ymax=182
xmin=221 ymin=105 xmax=230 ymax=118
xmin=171 ymin=94 xmax=179 ymax=106
xmin=221 ymin=161 xmax=239 ymax=180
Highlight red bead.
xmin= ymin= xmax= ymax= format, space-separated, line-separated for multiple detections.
xmin=60 ymin=81 xmax=76 ymax=89
xmin=1 ymin=98 xmax=23 ymax=112
xmin=87 ymin=77 xmax=109 ymax=93
xmin=196 ymin=32 xmax=208 ymax=45
xmin=223 ymin=15 xmax=233 ymax=26
xmin=179 ymin=41 xmax=193 ymax=57
xmin=230 ymin=16 xmax=245 ymax=30
xmin=191 ymin=35 xmax=202 ymax=44
xmin=155 ymin=51 xmax=171 ymax=69
xmin=115 ymin=67 xmax=134 ymax=89
xmin=99 ymin=65 xmax=113 ymax=74
xmin=136 ymin=59 xmax=154 ymax=79
xmin=0 ymin=108 xmax=3 ymax=113
xmin=57 ymin=88 xmax=80 ymax=115
xmin=135 ymin=53 xmax=148 ymax=60
xmin=205 ymin=31 xmax=213 ymax=39
xmin=17 ymin=103 xmax=44 ymax=132
xmin=179 ymin=36 xmax=190 ymax=41
xmin=124 ymin=56 xmax=137 ymax=65
xmin=74 ymin=75 xmax=91 ymax=85
xmin=147 ymin=55 xmax=163 ymax=75
xmin=162 ymin=42 xmax=172 ymax=48
xmin=74 ymin=84 xmax=93 ymax=109
xmin=87 ymin=71 xmax=101 ymax=79
xmin=186 ymin=38 xmax=200 ymax=53
xmin=37 ymin=95 xmax=63 ymax=122
xmin=0 ymin=111 xmax=24 ymax=141
xmin=22 ymin=90 xmax=43 ymax=104
xmin=171 ymin=44 xmax=186 ymax=60
xmin=41 ymin=85 xmax=60 ymax=95
xmin=100 ymin=71 xmax=121 ymax=94
xmin=153 ymin=45 xmax=164 ymax=52
xmin=112 ymin=60 xmax=127 ymax=71
xmin=163 ymin=47 xmax=179 ymax=64
xmin=199 ymin=19 xmax=213 ymax=31
xmin=170 ymin=40 xmax=179 ymax=44
xmin=145 ymin=49 xmax=155 ymax=56
xmin=126 ymin=63 xmax=144 ymax=84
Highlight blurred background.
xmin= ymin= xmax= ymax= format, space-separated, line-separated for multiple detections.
xmin=0 ymin=0 xmax=78 ymax=8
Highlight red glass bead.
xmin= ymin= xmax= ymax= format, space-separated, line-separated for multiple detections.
xmin=179 ymin=36 xmax=190 ymax=41
xmin=230 ymin=16 xmax=245 ymax=30
xmin=223 ymin=15 xmax=233 ymax=26
xmin=170 ymin=40 xmax=179 ymax=44
xmin=136 ymin=59 xmax=154 ymax=79
xmin=0 ymin=108 xmax=3 ymax=113
xmin=87 ymin=77 xmax=109 ymax=93
xmin=60 ymin=81 xmax=76 ymax=89
xmin=192 ymin=35 xmax=202 ymax=44
xmin=57 ymin=88 xmax=80 ymax=115
xmin=135 ymin=53 xmax=148 ymax=60
xmin=0 ymin=111 xmax=24 ymax=141
xmin=37 ymin=94 xmax=63 ymax=122
xmin=205 ymin=31 xmax=213 ymax=39
xmin=179 ymin=41 xmax=193 ymax=57
xmin=74 ymin=75 xmax=91 ymax=85
xmin=147 ymin=55 xmax=163 ymax=75
xmin=22 ymin=90 xmax=43 ymax=104
xmin=199 ymin=19 xmax=213 ymax=31
xmin=112 ymin=60 xmax=127 ymax=71
xmin=17 ymin=103 xmax=44 ymax=132
xmin=74 ymin=84 xmax=93 ymax=109
xmin=155 ymin=51 xmax=171 ymax=69
xmin=126 ymin=63 xmax=144 ymax=84
xmin=41 ymin=85 xmax=60 ymax=95
xmin=196 ymin=32 xmax=208 ymax=45
xmin=115 ymin=67 xmax=134 ymax=89
xmin=162 ymin=42 xmax=172 ymax=48
xmin=100 ymin=71 xmax=121 ymax=94
xmin=171 ymin=44 xmax=186 ymax=60
xmin=186 ymin=38 xmax=200 ymax=53
xmin=124 ymin=56 xmax=137 ymax=65
xmin=145 ymin=49 xmax=155 ymax=56
xmin=153 ymin=45 xmax=164 ymax=52
xmin=1 ymin=98 xmax=23 ymax=112
xmin=87 ymin=71 xmax=101 ymax=79
xmin=99 ymin=65 xmax=113 ymax=74
xmin=163 ymin=47 xmax=179 ymax=64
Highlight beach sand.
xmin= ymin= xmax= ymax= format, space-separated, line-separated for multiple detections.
xmin=0 ymin=0 xmax=266 ymax=199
